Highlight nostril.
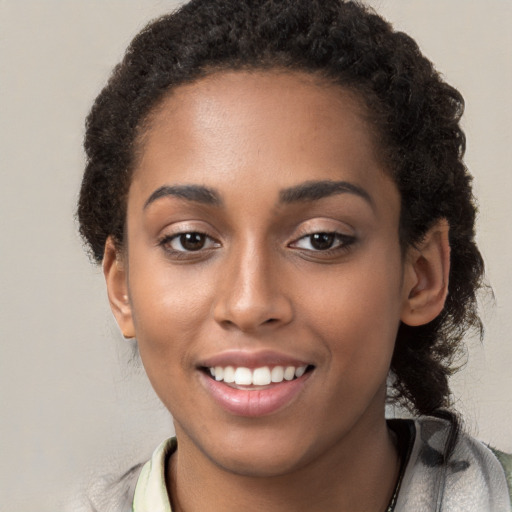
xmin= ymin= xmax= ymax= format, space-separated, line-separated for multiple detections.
xmin=218 ymin=319 xmax=237 ymax=330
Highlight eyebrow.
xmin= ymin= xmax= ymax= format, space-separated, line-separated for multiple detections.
xmin=144 ymin=184 xmax=222 ymax=209
xmin=143 ymin=179 xmax=373 ymax=211
xmin=279 ymin=180 xmax=374 ymax=208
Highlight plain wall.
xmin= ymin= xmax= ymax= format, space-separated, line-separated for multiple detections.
xmin=0 ymin=1 xmax=510 ymax=510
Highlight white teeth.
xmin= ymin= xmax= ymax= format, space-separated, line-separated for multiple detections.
xmin=209 ymin=364 xmax=310 ymax=385
xmin=214 ymin=366 xmax=224 ymax=381
xmin=271 ymin=366 xmax=284 ymax=383
xmin=223 ymin=366 xmax=235 ymax=383
xmin=295 ymin=366 xmax=306 ymax=378
xmin=234 ymin=367 xmax=252 ymax=386
xmin=284 ymin=366 xmax=295 ymax=381
xmin=253 ymin=367 xmax=271 ymax=386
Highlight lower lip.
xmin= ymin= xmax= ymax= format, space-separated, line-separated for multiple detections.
xmin=200 ymin=371 xmax=311 ymax=417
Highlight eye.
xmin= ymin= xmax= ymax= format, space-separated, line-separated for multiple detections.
xmin=160 ymin=232 xmax=220 ymax=252
xmin=291 ymin=232 xmax=355 ymax=252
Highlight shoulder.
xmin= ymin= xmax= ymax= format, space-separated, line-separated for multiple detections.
xmin=73 ymin=462 xmax=145 ymax=512
xmin=73 ymin=438 xmax=176 ymax=512
xmin=395 ymin=417 xmax=512 ymax=511
xmin=489 ymin=447 xmax=512 ymax=503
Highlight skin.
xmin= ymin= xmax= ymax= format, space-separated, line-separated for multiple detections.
xmin=104 ymin=71 xmax=450 ymax=511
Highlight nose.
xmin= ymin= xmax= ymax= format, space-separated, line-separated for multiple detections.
xmin=212 ymin=243 xmax=293 ymax=332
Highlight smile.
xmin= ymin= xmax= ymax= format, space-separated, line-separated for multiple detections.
xmin=199 ymin=357 xmax=315 ymax=416
xmin=208 ymin=365 xmax=309 ymax=386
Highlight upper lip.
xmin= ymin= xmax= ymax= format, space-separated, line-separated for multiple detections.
xmin=198 ymin=349 xmax=313 ymax=369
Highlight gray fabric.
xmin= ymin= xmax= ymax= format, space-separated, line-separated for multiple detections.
xmin=395 ymin=418 xmax=511 ymax=512
xmin=73 ymin=463 xmax=143 ymax=512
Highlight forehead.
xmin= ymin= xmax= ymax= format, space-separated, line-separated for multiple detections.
xmin=131 ymin=70 xmax=395 ymax=210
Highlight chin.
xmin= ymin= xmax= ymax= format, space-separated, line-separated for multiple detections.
xmin=210 ymin=445 xmax=312 ymax=478
xmin=190 ymin=422 xmax=324 ymax=479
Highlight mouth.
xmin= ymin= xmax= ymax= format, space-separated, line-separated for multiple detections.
xmin=197 ymin=355 xmax=315 ymax=416
xmin=201 ymin=364 xmax=315 ymax=388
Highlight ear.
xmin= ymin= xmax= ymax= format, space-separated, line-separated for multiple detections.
xmin=103 ymin=237 xmax=135 ymax=338
xmin=401 ymin=219 xmax=451 ymax=327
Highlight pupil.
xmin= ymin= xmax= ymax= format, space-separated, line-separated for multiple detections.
xmin=311 ymin=233 xmax=335 ymax=250
xmin=181 ymin=233 xmax=205 ymax=251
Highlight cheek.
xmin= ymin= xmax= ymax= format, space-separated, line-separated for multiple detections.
xmin=298 ymin=252 xmax=403 ymax=370
xmin=126 ymin=258 xmax=214 ymax=371
xmin=129 ymin=251 xmax=211 ymax=316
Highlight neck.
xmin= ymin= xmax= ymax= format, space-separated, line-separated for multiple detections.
xmin=167 ymin=414 xmax=400 ymax=512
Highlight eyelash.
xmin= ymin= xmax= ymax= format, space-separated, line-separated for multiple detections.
xmin=158 ymin=231 xmax=220 ymax=258
xmin=157 ymin=230 xmax=356 ymax=260
xmin=289 ymin=231 xmax=356 ymax=255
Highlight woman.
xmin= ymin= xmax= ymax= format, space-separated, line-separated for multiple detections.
xmin=77 ymin=0 xmax=511 ymax=510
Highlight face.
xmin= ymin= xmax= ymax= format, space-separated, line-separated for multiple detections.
xmin=108 ymin=71 xmax=418 ymax=477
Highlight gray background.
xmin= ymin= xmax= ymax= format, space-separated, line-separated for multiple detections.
xmin=0 ymin=1 xmax=510 ymax=510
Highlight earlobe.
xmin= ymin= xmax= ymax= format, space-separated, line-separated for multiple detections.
xmin=401 ymin=219 xmax=451 ymax=327
xmin=103 ymin=237 xmax=136 ymax=339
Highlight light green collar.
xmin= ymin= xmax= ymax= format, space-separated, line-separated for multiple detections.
xmin=132 ymin=437 xmax=176 ymax=512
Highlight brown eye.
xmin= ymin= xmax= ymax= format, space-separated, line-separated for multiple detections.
xmin=310 ymin=233 xmax=336 ymax=250
xmin=161 ymin=232 xmax=220 ymax=253
xmin=179 ymin=233 xmax=207 ymax=251
xmin=290 ymin=231 xmax=356 ymax=253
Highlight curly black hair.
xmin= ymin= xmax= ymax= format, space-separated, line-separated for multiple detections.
xmin=77 ymin=0 xmax=484 ymax=416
